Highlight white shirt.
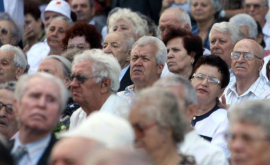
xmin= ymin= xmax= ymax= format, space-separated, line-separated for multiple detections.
xmin=11 ymin=134 xmax=51 ymax=165
xmin=225 ymin=76 xmax=270 ymax=105
xmin=191 ymin=105 xmax=229 ymax=153
xmin=263 ymin=21 xmax=270 ymax=50
xmin=178 ymin=130 xmax=229 ymax=165
xmin=117 ymin=84 xmax=136 ymax=104
xmin=119 ymin=65 xmax=129 ymax=81
xmin=262 ymin=55 xmax=270 ymax=84
xmin=27 ymin=41 xmax=50 ymax=74
xmin=69 ymin=94 xmax=130 ymax=130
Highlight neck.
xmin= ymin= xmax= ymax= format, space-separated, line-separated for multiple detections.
xmin=258 ymin=19 xmax=266 ymax=28
xmin=197 ymin=17 xmax=214 ymax=31
xmin=121 ymin=63 xmax=129 ymax=70
xmin=49 ymin=47 xmax=63 ymax=55
xmin=236 ymin=76 xmax=259 ymax=96
xmin=83 ymin=93 xmax=111 ymax=116
xmin=151 ymin=145 xmax=181 ymax=165
xmin=134 ymin=77 xmax=159 ymax=92
xmin=196 ymin=100 xmax=216 ymax=116
xmin=177 ymin=68 xmax=192 ymax=79
xmin=18 ymin=129 xmax=49 ymax=145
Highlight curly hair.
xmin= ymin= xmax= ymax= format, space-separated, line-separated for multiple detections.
xmin=62 ymin=22 xmax=102 ymax=49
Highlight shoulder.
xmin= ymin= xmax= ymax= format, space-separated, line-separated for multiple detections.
xmin=210 ymin=108 xmax=228 ymax=123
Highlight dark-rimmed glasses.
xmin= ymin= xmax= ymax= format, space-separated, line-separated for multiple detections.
xmin=231 ymin=51 xmax=262 ymax=61
xmin=0 ymin=102 xmax=13 ymax=114
xmin=192 ymin=73 xmax=221 ymax=85
xmin=69 ymin=74 xmax=101 ymax=84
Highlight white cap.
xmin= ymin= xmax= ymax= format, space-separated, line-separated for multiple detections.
xmin=41 ymin=0 xmax=71 ymax=23
xmin=60 ymin=111 xmax=135 ymax=148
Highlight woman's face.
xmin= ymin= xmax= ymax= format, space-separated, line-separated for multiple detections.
xmin=166 ymin=37 xmax=194 ymax=76
xmin=112 ymin=19 xmax=136 ymax=40
xmin=47 ymin=19 xmax=69 ymax=51
xmin=191 ymin=64 xmax=224 ymax=104
xmin=67 ymin=35 xmax=91 ymax=50
xmin=191 ymin=0 xmax=215 ymax=22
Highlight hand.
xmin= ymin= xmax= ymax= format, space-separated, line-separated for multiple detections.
xmin=162 ymin=0 xmax=174 ymax=9
xmin=218 ymin=94 xmax=230 ymax=110
xmin=23 ymin=25 xmax=34 ymax=42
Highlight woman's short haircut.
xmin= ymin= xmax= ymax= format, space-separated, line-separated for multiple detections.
xmin=163 ymin=28 xmax=204 ymax=67
xmin=188 ymin=0 xmax=222 ymax=12
xmin=62 ymin=22 xmax=102 ymax=49
xmin=192 ymin=55 xmax=230 ymax=89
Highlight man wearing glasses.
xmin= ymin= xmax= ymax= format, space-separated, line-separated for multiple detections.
xmin=0 ymin=81 xmax=18 ymax=140
xmin=69 ymin=49 xmax=129 ymax=130
xmin=225 ymin=39 xmax=270 ymax=105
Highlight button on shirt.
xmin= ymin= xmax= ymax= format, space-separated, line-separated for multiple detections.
xmin=225 ymin=76 xmax=270 ymax=105
xmin=11 ymin=134 xmax=51 ymax=165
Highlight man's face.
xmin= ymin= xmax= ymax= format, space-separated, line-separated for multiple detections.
xmin=112 ymin=19 xmax=136 ymax=40
xmin=229 ymin=122 xmax=270 ymax=165
xmin=0 ymin=89 xmax=17 ymax=139
xmin=14 ymin=77 xmax=62 ymax=134
xmin=0 ymin=50 xmax=18 ymax=83
xmin=71 ymin=0 xmax=93 ymax=23
xmin=210 ymin=30 xmax=234 ymax=68
xmin=38 ymin=59 xmax=69 ymax=87
xmin=231 ymin=40 xmax=263 ymax=79
xmin=130 ymin=44 xmax=163 ymax=86
xmin=70 ymin=61 xmax=101 ymax=109
xmin=103 ymin=33 xmax=129 ymax=69
xmin=44 ymin=11 xmax=64 ymax=29
xmin=0 ymin=20 xmax=16 ymax=45
xmin=244 ymin=0 xmax=268 ymax=24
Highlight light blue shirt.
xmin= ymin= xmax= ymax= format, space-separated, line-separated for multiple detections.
xmin=11 ymin=133 xmax=51 ymax=165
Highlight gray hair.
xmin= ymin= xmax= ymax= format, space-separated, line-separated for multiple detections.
xmin=229 ymin=99 xmax=270 ymax=137
xmin=153 ymin=75 xmax=197 ymax=106
xmin=209 ymin=22 xmax=245 ymax=45
xmin=0 ymin=12 xmax=21 ymax=44
xmin=45 ymin=55 xmax=72 ymax=79
xmin=229 ymin=14 xmax=258 ymax=39
xmin=133 ymin=87 xmax=187 ymax=143
xmin=51 ymin=16 xmax=74 ymax=29
xmin=131 ymin=36 xmax=167 ymax=65
xmin=109 ymin=32 xmax=135 ymax=51
xmin=72 ymin=49 xmax=121 ymax=92
xmin=108 ymin=8 xmax=149 ymax=39
xmin=0 ymin=81 xmax=16 ymax=92
xmin=188 ymin=0 xmax=222 ymax=12
xmin=14 ymin=72 xmax=69 ymax=112
xmin=0 ymin=44 xmax=27 ymax=70
xmin=61 ymin=48 xmax=83 ymax=63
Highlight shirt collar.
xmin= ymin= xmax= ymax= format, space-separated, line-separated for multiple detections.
xmin=119 ymin=65 xmax=130 ymax=81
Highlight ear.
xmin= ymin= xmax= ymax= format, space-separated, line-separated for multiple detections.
xmin=15 ymin=67 xmax=24 ymax=80
xmin=190 ymin=52 xmax=195 ymax=65
xmin=184 ymin=23 xmax=191 ymax=31
xmin=100 ymin=78 xmax=111 ymax=93
xmin=13 ymin=99 xmax=19 ymax=116
xmin=64 ymin=78 xmax=71 ymax=88
xmin=218 ymin=88 xmax=225 ymax=98
xmin=259 ymin=59 xmax=264 ymax=72
xmin=157 ymin=63 xmax=164 ymax=75
xmin=126 ymin=49 xmax=131 ymax=62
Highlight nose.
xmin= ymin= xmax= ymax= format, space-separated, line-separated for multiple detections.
xmin=134 ymin=58 xmax=143 ymax=66
xmin=167 ymin=50 xmax=173 ymax=59
xmin=229 ymin=137 xmax=245 ymax=153
xmin=70 ymin=77 xmax=79 ymax=87
xmin=0 ymin=107 xmax=6 ymax=117
xmin=103 ymin=46 xmax=112 ymax=54
xmin=37 ymin=96 xmax=46 ymax=108
xmin=237 ymin=54 xmax=245 ymax=62
xmin=200 ymin=77 xmax=209 ymax=86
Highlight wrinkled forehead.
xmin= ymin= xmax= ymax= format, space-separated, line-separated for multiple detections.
xmin=0 ymin=50 xmax=15 ymax=60
xmin=234 ymin=39 xmax=260 ymax=54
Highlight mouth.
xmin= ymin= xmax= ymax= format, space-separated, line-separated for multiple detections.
xmin=197 ymin=88 xmax=208 ymax=93
xmin=167 ymin=61 xmax=175 ymax=66
xmin=235 ymin=65 xmax=246 ymax=69
xmin=30 ymin=113 xmax=46 ymax=120
xmin=0 ymin=119 xmax=7 ymax=126
xmin=132 ymin=68 xmax=143 ymax=74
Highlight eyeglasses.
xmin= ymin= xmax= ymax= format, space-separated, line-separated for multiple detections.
xmin=245 ymin=3 xmax=261 ymax=9
xmin=0 ymin=102 xmax=13 ymax=114
xmin=225 ymin=133 xmax=270 ymax=145
xmin=192 ymin=73 xmax=221 ymax=85
xmin=66 ymin=44 xmax=90 ymax=50
xmin=231 ymin=51 xmax=262 ymax=61
xmin=0 ymin=27 xmax=8 ymax=35
xmin=69 ymin=74 xmax=101 ymax=84
xmin=132 ymin=122 xmax=157 ymax=137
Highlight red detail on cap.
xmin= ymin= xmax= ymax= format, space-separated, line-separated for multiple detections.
xmin=56 ymin=1 xmax=61 ymax=5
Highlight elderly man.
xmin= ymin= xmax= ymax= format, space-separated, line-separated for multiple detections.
xmin=0 ymin=44 xmax=27 ymax=84
xmin=103 ymin=32 xmax=135 ymax=91
xmin=225 ymin=39 xmax=270 ymax=105
xmin=49 ymin=137 xmax=104 ymax=165
xmin=228 ymin=100 xmax=270 ymax=165
xmin=0 ymin=13 xmax=21 ymax=46
xmin=117 ymin=36 xmax=166 ymax=103
xmin=69 ymin=49 xmax=129 ymax=129
xmin=11 ymin=72 xmax=69 ymax=165
xmin=154 ymin=75 xmax=229 ymax=165
xmin=0 ymin=81 xmax=18 ymax=140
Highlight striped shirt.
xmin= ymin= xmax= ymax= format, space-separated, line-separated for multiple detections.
xmin=225 ymin=76 xmax=270 ymax=105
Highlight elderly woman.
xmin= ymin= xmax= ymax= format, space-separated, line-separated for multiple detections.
xmin=188 ymin=0 xmax=222 ymax=49
xmin=62 ymin=22 xmax=102 ymax=51
xmin=227 ymin=100 xmax=270 ymax=165
xmin=190 ymin=55 xmax=230 ymax=153
xmin=108 ymin=8 xmax=149 ymax=41
xmin=129 ymin=87 xmax=196 ymax=165
xmin=163 ymin=28 xmax=203 ymax=78
xmin=27 ymin=16 xmax=73 ymax=73
xmin=209 ymin=22 xmax=244 ymax=84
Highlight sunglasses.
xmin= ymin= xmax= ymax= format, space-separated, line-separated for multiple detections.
xmin=132 ymin=122 xmax=157 ymax=137
xmin=69 ymin=74 xmax=101 ymax=84
xmin=0 ymin=102 xmax=13 ymax=114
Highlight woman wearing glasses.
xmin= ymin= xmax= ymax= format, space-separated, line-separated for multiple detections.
xmin=190 ymin=55 xmax=230 ymax=154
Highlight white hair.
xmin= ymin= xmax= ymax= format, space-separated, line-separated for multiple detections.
xmin=188 ymin=0 xmax=222 ymax=12
xmin=229 ymin=14 xmax=258 ymax=39
xmin=0 ymin=44 xmax=27 ymax=71
xmin=14 ymin=72 xmax=69 ymax=112
xmin=45 ymin=55 xmax=72 ymax=79
xmin=51 ymin=16 xmax=74 ymax=29
xmin=108 ymin=8 xmax=149 ymax=39
xmin=162 ymin=7 xmax=191 ymax=30
xmin=72 ymin=49 xmax=121 ymax=92
xmin=131 ymin=36 xmax=167 ymax=65
xmin=209 ymin=22 xmax=245 ymax=45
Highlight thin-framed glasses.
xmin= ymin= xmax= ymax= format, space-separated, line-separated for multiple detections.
xmin=0 ymin=102 xmax=13 ymax=114
xmin=192 ymin=73 xmax=221 ymax=85
xmin=132 ymin=122 xmax=157 ymax=137
xmin=69 ymin=74 xmax=101 ymax=84
xmin=66 ymin=44 xmax=90 ymax=50
xmin=231 ymin=51 xmax=262 ymax=61
xmin=245 ymin=3 xmax=261 ymax=9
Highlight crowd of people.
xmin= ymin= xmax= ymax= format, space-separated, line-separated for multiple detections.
xmin=0 ymin=0 xmax=270 ymax=165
